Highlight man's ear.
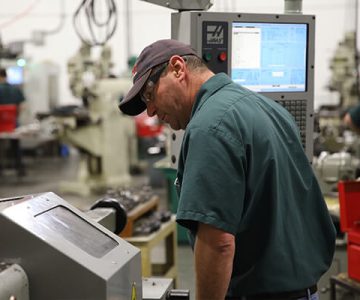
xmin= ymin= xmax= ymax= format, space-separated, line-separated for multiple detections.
xmin=169 ymin=55 xmax=185 ymax=79
xmin=169 ymin=55 xmax=185 ymax=77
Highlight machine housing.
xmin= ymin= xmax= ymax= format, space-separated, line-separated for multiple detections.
xmin=0 ymin=192 xmax=142 ymax=300
xmin=339 ymin=180 xmax=360 ymax=282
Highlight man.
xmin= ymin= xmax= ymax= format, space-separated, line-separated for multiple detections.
xmin=343 ymin=105 xmax=360 ymax=134
xmin=119 ymin=39 xmax=336 ymax=300
xmin=0 ymin=68 xmax=25 ymax=110
xmin=0 ymin=67 xmax=26 ymax=176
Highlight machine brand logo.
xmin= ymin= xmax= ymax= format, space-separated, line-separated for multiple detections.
xmin=206 ymin=24 xmax=224 ymax=44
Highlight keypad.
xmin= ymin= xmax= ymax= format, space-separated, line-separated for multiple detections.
xmin=276 ymin=100 xmax=307 ymax=150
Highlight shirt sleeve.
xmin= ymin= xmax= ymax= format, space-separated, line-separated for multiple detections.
xmin=176 ymin=126 xmax=246 ymax=235
xmin=14 ymin=88 xmax=25 ymax=104
xmin=349 ymin=104 xmax=360 ymax=128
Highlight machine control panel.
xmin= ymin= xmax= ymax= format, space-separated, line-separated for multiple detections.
xmin=201 ymin=21 xmax=228 ymax=74
xmin=171 ymin=12 xmax=315 ymax=166
xmin=276 ymin=99 xmax=308 ymax=149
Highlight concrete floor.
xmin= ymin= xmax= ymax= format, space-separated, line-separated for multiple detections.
xmin=0 ymin=150 xmax=355 ymax=300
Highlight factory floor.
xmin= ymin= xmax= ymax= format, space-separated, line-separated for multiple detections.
xmin=0 ymin=148 xmax=353 ymax=300
xmin=0 ymin=148 xmax=196 ymax=299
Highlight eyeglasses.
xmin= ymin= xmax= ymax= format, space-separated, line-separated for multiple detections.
xmin=141 ymin=62 xmax=168 ymax=104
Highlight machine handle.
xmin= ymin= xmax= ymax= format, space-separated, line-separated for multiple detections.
xmin=90 ymin=198 xmax=127 ymax=234
xmin=166 ymin=289 xmax=190 ymax=300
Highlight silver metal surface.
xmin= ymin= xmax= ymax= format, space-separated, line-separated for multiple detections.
xmin=0 ymin=263 xmax=29 ymax=300
xmin=85 ymin=207 xmax=116 ymax=233
xmin=142 ymin=277 xmax=173 ymax=300
xmin=0 ymin=192 xmax=142 ymax=300
xmin=284 ymin=0 xmax=302 ymax=14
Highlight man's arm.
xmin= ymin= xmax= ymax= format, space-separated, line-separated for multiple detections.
xmin=194 ymin=222 xmax=235 ymax=300
xmin=343 ymin=104 xmax=360 ymax=134
xmin=344 ymin=112 xmax=360 ymax=134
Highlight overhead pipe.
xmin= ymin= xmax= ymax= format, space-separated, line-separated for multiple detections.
xmin=125 ymin=0 xmax=132 ymax=61
xmin=284 ymin=0 xmax=302 ymax=14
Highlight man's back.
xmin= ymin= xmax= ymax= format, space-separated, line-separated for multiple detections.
xmin=176 ymin=73 xmax=336 ymax=296
xmin=0 ymin=82 xmax=25 ymax=106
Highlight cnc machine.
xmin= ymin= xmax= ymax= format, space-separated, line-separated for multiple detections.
xmin=54 ymin=44 xmax=138 ymax=196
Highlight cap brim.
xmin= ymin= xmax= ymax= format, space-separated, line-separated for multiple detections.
xmin=119 ymin=69 xmax=152 ymax=116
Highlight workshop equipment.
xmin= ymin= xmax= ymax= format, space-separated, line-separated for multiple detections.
xmin=0 ymin=104 xmax=17 ymax=132
xmin=0 ymin=192 xmax=189 ymax=300
xmin=169 ymin=12 xmax=316 ymax=167
xmin=43 ymin=43 xmax=139 ymax=196
xmin=92 ymin=186 xmax=172 ymax=237
xmin=0 ymin=192 xmax=142 ymax=299
xmin=0 ymin=263 xmax=29 ymax=300
xmin=338 ymin=180 xmax=360 ymax=281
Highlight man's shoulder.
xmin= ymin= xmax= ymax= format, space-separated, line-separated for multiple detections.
xmin=0 ymin=83 xmax=25 ymax=104
xmin=193 ymin=84 xmax=257 ymax=127
xmin=0 ymin=82 xmax=9 ymax=89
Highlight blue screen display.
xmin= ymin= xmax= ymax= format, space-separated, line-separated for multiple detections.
xmin=6 ymin=66 xmax=24 ymax=85
xmin=231 ymin=22 xmax=307 ymax=92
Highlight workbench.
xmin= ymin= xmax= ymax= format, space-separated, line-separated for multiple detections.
xmin=125 ymin=215 xmax=178 ymax=287
xmin=330 ymin=273 xmax=360 ymax=300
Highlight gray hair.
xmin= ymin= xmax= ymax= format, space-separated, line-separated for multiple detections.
xmin=182 ymin=55 xmax=208 ymax=72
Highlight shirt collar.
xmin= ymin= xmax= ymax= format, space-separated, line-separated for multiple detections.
xmin=190 ymin=73 xmax=232 ymax=119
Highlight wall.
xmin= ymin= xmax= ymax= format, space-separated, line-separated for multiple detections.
xmin=0 ymin=0 xmax=357 ymax=110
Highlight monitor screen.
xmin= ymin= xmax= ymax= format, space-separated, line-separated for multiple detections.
xmin=231 ymin=22 xmax=308 ymax=92
xmin=6 ymin=66 xmax=23 ymax=85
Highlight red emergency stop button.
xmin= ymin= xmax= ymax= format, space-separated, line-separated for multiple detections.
xmin=218 ymin=51 xmax=227 ymax=62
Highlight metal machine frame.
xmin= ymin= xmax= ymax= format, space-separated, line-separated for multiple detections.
xmin=0 ymin=192 xmax=188 ymax=299
xmin=0 ymin=192 xmax=142 ymax=299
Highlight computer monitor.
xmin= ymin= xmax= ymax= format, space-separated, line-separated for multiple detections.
xmin=171 ymin=12 xmax=315 ymax=166
xmin=6 ymin=66 xmax=24 ymax=85
xmin=231 ymin=22 xmax=307 ymax=93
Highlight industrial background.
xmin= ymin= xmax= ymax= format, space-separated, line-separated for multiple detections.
xmin=0 ymin=0 xmax=360 ymax=299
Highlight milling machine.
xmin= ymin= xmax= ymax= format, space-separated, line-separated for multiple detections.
xmin=55 ymin=43 xmax=138 ymax=196
xmin=314 ymin=31 xmax=360 ymax=194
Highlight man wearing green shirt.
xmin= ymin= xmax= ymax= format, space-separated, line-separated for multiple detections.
xmin=0 ymin=67 xmax=26 ymax=176
xmin=0 ymin=68 xmax=25 ymax=108
xmin=344 ymin=105 xmax=360 ymax=134
xmin=119 ymin=39 xmax=336 ymax=300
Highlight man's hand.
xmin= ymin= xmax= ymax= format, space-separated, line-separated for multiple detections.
xmin=194 ymin=223 xmax=235 ymax=300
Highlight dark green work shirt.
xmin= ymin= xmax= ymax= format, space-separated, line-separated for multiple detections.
xmin=176 ymin=73 xmax=336 ymax=296
xmin=349 ymin=104 xmax=360 ymax=128
xmin=0 ymin=82 xmax=25 ymax=105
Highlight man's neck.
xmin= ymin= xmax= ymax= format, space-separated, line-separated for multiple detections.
xmin=189 ymin=70 xmax=214 ymax=100
xmin=0 ymin=78 xmax=6 ymax=84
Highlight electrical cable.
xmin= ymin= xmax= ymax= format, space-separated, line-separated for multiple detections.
xmin=0 ymin=0 xmax=41 ymax=30
xmin=43 ymin=0 xmax=66 ymax=35
xmin=73 ymin=0 xmax=117 ymax=46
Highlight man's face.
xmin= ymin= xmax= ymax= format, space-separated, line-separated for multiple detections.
xmin=142 ymin=60 xmax=190 ymax=130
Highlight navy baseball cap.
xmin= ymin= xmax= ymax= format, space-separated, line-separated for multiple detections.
xmin=119 ymin=39 xmax=198 ymax=116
